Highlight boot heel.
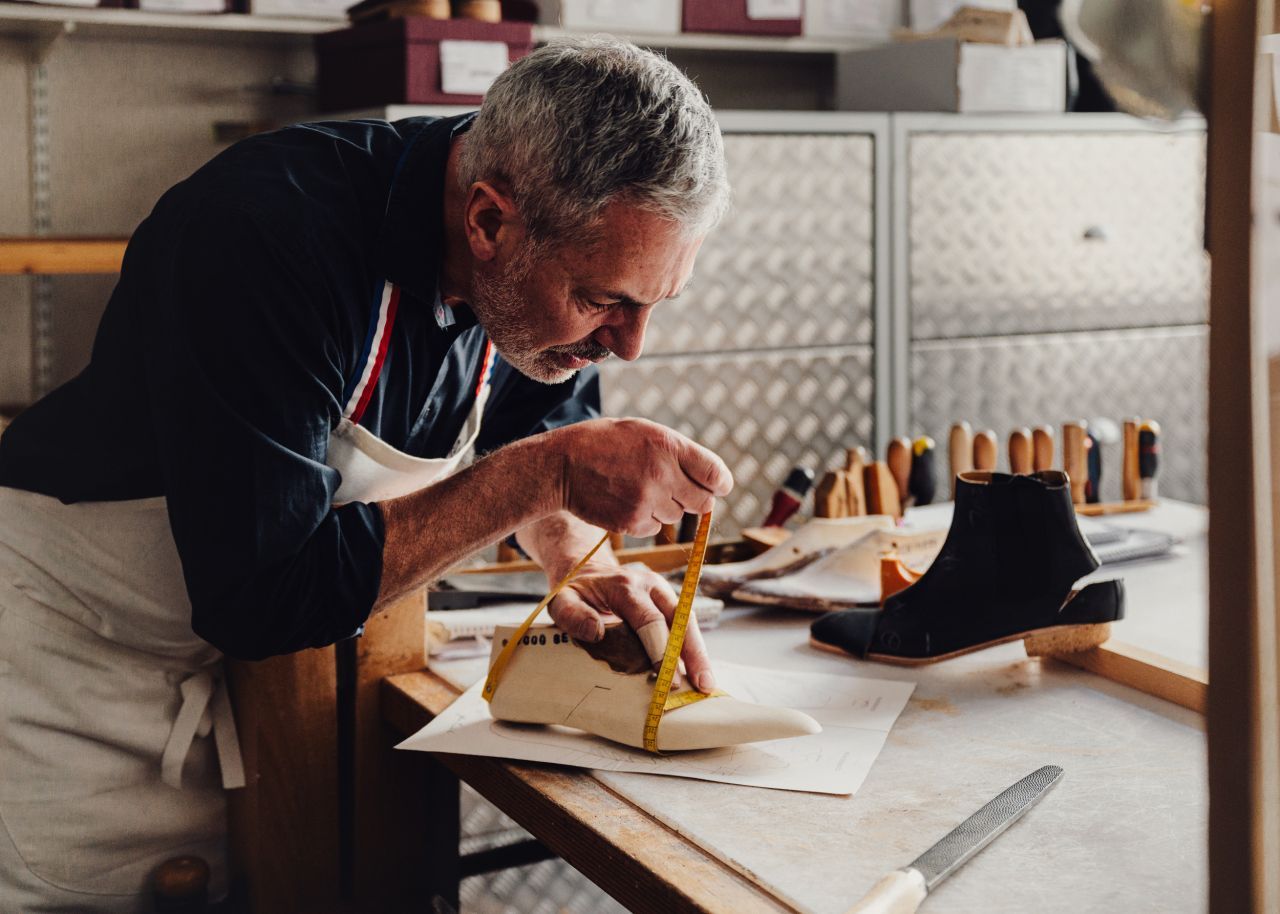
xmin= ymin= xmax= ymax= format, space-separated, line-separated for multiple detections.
xmin=1024 ymin=622 xmax=1111 ymax=657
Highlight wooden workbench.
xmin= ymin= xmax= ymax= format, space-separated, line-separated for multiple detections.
xmin=383 ymin=503 xmax=1208 ymax=913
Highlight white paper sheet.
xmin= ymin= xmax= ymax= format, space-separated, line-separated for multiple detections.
xmin=397 ymin=661 xmax=914 ymax=795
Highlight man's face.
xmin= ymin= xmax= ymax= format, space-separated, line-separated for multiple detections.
xmin=469 ymin=202 xmax=704 ymax=385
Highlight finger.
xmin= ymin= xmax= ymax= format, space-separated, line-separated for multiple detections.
xmin=678 ymin=611 xmax=716 ymax=694
xmin=677 ymin=439 xmax=734 ymax=498
xmin=653 ymin=499 xmax=684 ymax=525
xmin=548 ymin=588 xmax=604 ymax=642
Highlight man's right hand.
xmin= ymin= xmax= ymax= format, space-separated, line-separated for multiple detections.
xmin=547 ymin=418 xmax=733 ymax=537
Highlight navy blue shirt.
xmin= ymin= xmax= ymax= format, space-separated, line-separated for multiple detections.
xmin=0 ymin=114 xmax=600 ymax=659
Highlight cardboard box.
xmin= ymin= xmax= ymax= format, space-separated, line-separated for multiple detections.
xmin=836 ymin=37 xmax=1066 ymax=112
xmin=909 ymin=0 xmax=1012 ymax=31
xmin=683 ymin=0 xmax=802 ymax=36
xmin=803 ymin=0 xmax=903 ymax=39
xmin=548 ymin=0 xmax=682 ymax=34
xmin=247 ymin=0 xmax=350 ymax=19
xmin=315 ymin=17 xmax=533 ymax=112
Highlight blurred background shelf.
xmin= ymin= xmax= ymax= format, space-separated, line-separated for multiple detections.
xmin=0 ymin=5 xmax=885 ymax=50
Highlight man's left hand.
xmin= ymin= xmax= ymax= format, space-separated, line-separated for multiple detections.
xmin=548 ymin=562 xmax=715 ymax=694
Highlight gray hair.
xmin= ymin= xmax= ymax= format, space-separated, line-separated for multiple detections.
xmin=458 ymin=37 xmax=730 ymax=244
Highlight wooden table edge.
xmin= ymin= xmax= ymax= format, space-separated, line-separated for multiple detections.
xmin=381 ymin=671 xmax=800 ymax=914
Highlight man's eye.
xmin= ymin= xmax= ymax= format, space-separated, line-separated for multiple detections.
xmin=584 ymin=299 xmax=615 ymax=311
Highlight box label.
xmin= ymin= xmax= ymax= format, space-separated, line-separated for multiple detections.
xmin=749 ymin=0 xmax=802 ymax=19
xmin=440 ymin=40 xmax=509 ymax=97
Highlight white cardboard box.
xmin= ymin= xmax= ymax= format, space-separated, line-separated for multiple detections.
xmin=836 ymin=37 xmax=1067 ymax=112
xmin=803 ymin=0 xmax=903 ymax=38
xmin=543 ymin=0 xmax=682 ymax=34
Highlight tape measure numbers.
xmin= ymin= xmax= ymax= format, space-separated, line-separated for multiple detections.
xmin=643 ymin=510 xmax=714 ymax=753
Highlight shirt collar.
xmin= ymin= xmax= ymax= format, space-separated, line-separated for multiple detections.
xmin=376 ymin=111 xmax=479 ymax=319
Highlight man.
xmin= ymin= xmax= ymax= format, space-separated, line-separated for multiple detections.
xmin=0 ymin=38 xmax=732 ymax=911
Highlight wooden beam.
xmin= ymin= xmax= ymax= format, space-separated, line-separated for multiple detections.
xmin=1205 ymin=0 xmax=1280 ymax=910
xmin=0 ymin=237 xmax=127 ymax=274
xmin=226 ymin=645 xmax=343 ymax=914
xmin=1047 ymin=641 xmax=1207 ymax=714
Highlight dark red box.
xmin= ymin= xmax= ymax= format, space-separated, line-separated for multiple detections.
xmin=682 ymin=0 xmax=802 ymax=36
xmin=315 ymin=17 xmax=534 ymax=112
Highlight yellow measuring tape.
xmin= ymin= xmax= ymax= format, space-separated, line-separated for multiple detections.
xmin=642 ymin=510 xmax=713 ymax=753
xmin=480 ymin=511 xmax=718 ymax=754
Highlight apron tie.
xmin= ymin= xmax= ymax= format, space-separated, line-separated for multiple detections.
xmin=161 ymin=670 xmax=246 ymax=791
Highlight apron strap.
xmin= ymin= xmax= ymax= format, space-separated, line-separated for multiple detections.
xmin=160 ymin=670 xmax=246 ymax=791
xmin=342 ymin=280 xmax=401 ymax=424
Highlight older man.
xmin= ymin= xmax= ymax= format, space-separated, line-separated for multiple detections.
xmin=0 ymin=38 xmax=731 ymax=911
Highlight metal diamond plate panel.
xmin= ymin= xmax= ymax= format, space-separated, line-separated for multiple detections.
xmin=908 ymin=131 xmax=1208 ymax=339
xmin=643 ymin=132 xmax=876 ymax=355
xmin=600 ymin=347 xmax=876 ymax=536
xmin=909 ymin=326 xmax=1207 ymax=504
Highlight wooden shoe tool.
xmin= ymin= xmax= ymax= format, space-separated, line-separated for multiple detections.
xmin=948 ymin=422 xmax=972 ymax=497
xmin=972 ymin=429 xmax=998 ymax=472
xmin=814 ymin=470 xmax=850 ymax=518
xmin=864 ymin=462 xmax=903 ymax=518
xmin=1031 ymin=425 xmax=1054 ymax=471
xmin=1122 ymin=417 xmax=1142 ymax=502
xmin=483 ymin=513 xmax=717 ymax=754
xmin=886 ymin=437 xmax=912 ymax=504
xmin=1062 ymin=420 xmax=1088 ymax=505
xmin=844 ymin=447 xmax=869 ymax=516
xmin=1008 ymin=427 xmax=1032 ymax=474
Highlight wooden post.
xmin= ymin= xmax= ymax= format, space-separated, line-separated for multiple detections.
xmin=227 ymin=647 xmax=343 ymax=914
xmin=226 ymin=587 xmax=430 ymax=913
xmin=1205 ymin=0 xmax=1280 ymax=909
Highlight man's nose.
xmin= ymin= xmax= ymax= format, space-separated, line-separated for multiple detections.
xmin=599 ymin=308 xmax=651 ymax=362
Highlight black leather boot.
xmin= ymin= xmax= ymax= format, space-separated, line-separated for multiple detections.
xmin=809 ymin=470 xmax=1125 ymax=665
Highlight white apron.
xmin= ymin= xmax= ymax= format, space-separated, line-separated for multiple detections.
xmin=0 ymin=280 xmax=495 ymax=913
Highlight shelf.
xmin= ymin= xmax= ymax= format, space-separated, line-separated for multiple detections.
xmin=531 ymin=24 xmax=886 ymax=55
xmin=0 ymin=237 xmax=127 ymax=274
xmin=0 ymin=3 xmax=339 ymax=44
xmin=0 ymin=5 xmax=886 ymax=51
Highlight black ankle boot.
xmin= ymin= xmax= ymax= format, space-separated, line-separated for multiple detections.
xmin=809 ymin=470 xmax=1125 ymax=664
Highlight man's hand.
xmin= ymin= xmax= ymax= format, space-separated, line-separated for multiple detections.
xmin=549 ymin=418 xmax=733 ymax=538
xmin=547 ymin=561 xmax=715 ymax=694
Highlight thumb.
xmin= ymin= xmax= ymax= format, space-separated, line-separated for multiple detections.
xmin=678 ymin=438 xmax=734 ymax=497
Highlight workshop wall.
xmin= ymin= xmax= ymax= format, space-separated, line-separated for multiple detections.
xmin=0 ymin=33 xmax=313 ymax=404
xmin=600 ymin=122 xmax=881 ymax=536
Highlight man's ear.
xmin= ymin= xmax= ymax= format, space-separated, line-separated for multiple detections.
xmin=464 ymin=181 xmax=520 ymax=263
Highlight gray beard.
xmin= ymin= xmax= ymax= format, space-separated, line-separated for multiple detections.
xmin=470 ymin=246 xmax=611 ymax=385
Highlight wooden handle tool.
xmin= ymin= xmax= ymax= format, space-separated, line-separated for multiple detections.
xmin=1008 ymin=427 xmax=1032 ymax=474
xmin=907 ymin=436 xmax=937 ymax=506
xmin=1122 ymin=417 xmax=1142 ymax=502
xmin=1032 ymin=424 xmax=1054 ymax=472
xmin=971 ymin=429 xmax=998 ymax=472
xmin=844 ymin=447 xmax=868 ymax=515
xmin=948 ymin=422 xmax=972 ymax=497
xmin=814 ymin=470 xmax=849 ymax=518
xmin=864 ymin=462 xmax=902 ymax=518
xmin=886 ymin=437 xmax=912 ymax=501
xmin=1062 ymin=421 xmax=1088 ymax=505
